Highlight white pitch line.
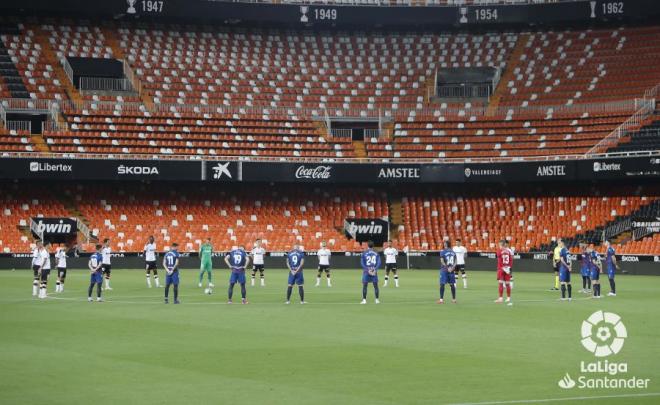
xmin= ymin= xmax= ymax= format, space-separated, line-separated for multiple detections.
xmin=447 ymin=392 xmax=660 ymax=405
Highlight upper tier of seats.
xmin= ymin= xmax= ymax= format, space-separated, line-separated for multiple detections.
xmin=1 ymin=21 xmax=659 ymax=159
xmin=118 ymin=28 xmax=513 ymax=111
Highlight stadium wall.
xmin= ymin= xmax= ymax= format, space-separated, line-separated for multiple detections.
xmin=2 ymin=253 xmax=658 ymax=275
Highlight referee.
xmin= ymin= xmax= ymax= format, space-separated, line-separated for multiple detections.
xmin=550 ymin=238 xmax=561 ymax=291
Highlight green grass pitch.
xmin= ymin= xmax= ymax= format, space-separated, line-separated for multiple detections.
xmin=0 ymin=269 xmax=659 ymax=405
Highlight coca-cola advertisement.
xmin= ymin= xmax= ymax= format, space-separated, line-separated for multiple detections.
xmin=241 ymin=162 xmax=337 ymax=182
xmin=295 ymin=165 xmax=332 ymax=180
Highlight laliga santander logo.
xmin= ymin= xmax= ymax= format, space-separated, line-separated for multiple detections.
xmin=580 ymin=310 xmax=627 ymax=357
xmin=558 ymin=311 xmax=650 ymax=390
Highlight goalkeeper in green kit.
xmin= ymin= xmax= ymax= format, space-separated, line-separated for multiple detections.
xmin=198 ymin=237 xmax=215 ymax=288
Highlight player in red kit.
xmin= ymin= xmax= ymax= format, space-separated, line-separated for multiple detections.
xmin=495 ymin=239 xmax=513 ymax=306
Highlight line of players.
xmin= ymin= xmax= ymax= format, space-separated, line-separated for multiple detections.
xmin=81 ymin=237 xmax=472 ymax=305
xmin=550 ymin=238 xmax=620 ymax=301
xmin=32 ymin=236 xmax=473 ymax=304
xmin=31 ymin=234 xmax=618 ymax=305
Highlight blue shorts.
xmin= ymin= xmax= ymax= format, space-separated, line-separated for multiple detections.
xmin=288 ymin=271 xmax=304 ymax=285
xmin=440 ymin=270 xmax=455 ymax=285
xmin=607 ymin=267 xmax=615 ymax=279
xmin=590 ymin=268 xmax=600 ymax=280
xmin=559 ymin=268 xmax=571 ymax=283
xmin=362 ymin=273 xmax=378 ymax=284
xmin=166 ymin=270 xmax=179 ymax=285
xmin=581 ymin=267 xmax=590 ymax=277
xmin=90 ymin=271 xmax=102 ymax=284
xmin=229 ymin=271 xmax=246 ymax=284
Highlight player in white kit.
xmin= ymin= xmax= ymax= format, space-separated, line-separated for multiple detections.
xmin=31 ymin=240 xmax=44 ymax=296
xmin=54 ymin=246 xmax=67 ymax=293
xmin=383 ymin=240 xmax=399 ymax=287
xmin=101 ymin=238 xmax=113 ymax=290
xmin=144 ymin=235 xmax=160 ymax=288
xmin=452 ymin=239 xmax=468 ymax=288
xmin=315 ymin=241 xmax=332 ymax=287
xmin=251 ymin=239 xmax=266 ymax=287
xmin=37 ymin=242 xmax=52 ymax=299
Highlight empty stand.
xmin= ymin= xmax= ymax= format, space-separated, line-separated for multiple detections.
xmin=0 ymin=24 xmax=68 ymax=100
xmin=0 ymin=182 xmax=70 ymax=253
xmin=2 ymin=21 xmax=658 ymax=159
xmin=1 ymin=181 xmax=658 ymax=255
xmin=373 ymin=25 xmax=660 ymax=159
xmin=395 ymin=184 xmax=659 ymax=253
xmin=45 ymin=104 xmax=353 ymax=157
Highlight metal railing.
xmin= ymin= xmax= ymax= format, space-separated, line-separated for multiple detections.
xmin=0 ymin=102 xmax=5 ymax=127
xmin=331 ymin=128 xmax=353 ymax=138
xmin=1 ymin=98 xmax=51 ymax=112
xmin=6 ymin=120 xmax=31 ymax=132
xmin=344 ymin=219 xmax=356 ymax=239
xmin=364 ymin=128 xmax=380 ymax=139
xmin=47 ymin=102 xmax=67 ymax=131
xmin=603 ymin=217 xmax=631 ymax=240
xmin=1 ymin=148 xmax=658 ymax=165
xmin=122 ymin=59 xmax=142 ymax=96
xmin=79 ymin=77 xmax=133 ymax=92
xmin=9 ymin=97 xmax=637 ymax=123
xmin=324 ymin=108 xmax=331 ymax=135
xmin=76 ymin=218 xmax=91 ymax=243
xmin=633 ymin=225 xmax=658 ymax=241
xmin=436 ymin=83 xmax=492 ymax=99
xmin=30 ymin=218 xmax=43 ymax=241
xmin=585 ymin=98 xmax=655 ymax=156
xmin=42 ymin=120 xmax=62 ymax=132
xmin=61 ymin=58 xmax=74 ymax=85
xmin=491 ymin=67 xmax=502 ymax=92
xmin=643 ymin=83 xmax=660 ymax=100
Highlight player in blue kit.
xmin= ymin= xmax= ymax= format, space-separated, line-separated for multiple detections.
xmin=163 ymin=243 xmax=181 ymax=304
xmin=286 ymin=244 xmax=306 ymax=304
xmin=590 ymin=246 xmax=603 ymax=299
xmin=579 ymin=241 xmax=592 ymax=293
xmin=225 ymin=245 xmax=250 ymax=304
xmin=438 ymin=241 xmax=457 ymax=304
xmin=604 ymin=240 xmax=619 ymax=296
xmin=360 ymin=241 xmax=381 ymax=304
xmin=87 ymin=244 xmax=103 ymax=302
xmin=558 ymin=240 xmax=572 ymax=301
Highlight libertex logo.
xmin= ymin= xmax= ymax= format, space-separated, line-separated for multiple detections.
xmin=557 ymin=311 xmax=650 ymax=391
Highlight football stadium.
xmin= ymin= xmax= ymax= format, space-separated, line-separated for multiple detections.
xmin=0 ymin=0 xmax=659 ymax=404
